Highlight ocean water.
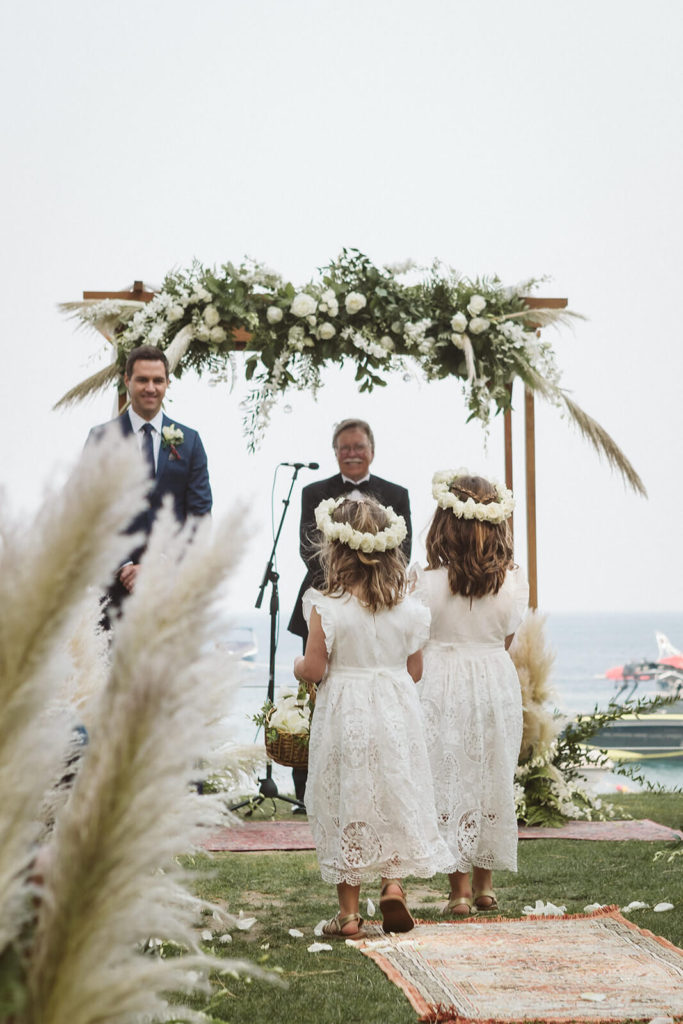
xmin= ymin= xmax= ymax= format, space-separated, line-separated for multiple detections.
xmin=222 ymin=609 xmax=683 ymax=797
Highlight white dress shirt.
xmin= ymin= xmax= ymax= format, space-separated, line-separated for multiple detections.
xmin=341 ymin=473 xmax=370 ymax=500
xmin=128 ymin=408 xmax=163 ymax=471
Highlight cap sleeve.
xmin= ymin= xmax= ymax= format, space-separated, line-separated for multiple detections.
xmin=409 ymin=561 xmax=428 ymax=602
xmin=302 ymin=588 xmax=335 ymax=656
xmin=404 ymin=595 xmax=431 ymax=652
xmin=506 ymin=565 xmax=529 ymax=635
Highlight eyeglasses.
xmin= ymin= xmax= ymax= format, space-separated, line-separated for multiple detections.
xmin=337 ymin=444 xmax=370 ymax=455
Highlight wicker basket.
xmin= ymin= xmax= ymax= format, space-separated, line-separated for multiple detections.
xmin=265 ymin=729 xmax=309 ymax=769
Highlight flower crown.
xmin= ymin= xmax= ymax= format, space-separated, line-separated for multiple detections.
xmin=432 ymin=469 xmax=514 ymax=524
xmin=314 ymin=497 xmax=407 ymax=553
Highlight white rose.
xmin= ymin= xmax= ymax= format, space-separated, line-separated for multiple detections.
xmin=359 ymin=534 xmax=375 ymax=553
xmin=291 ymin=293 xmax=317 ymax=318
xmin=327 ymin=299 xmax=339 ymax=316
xmin=210 ymin=326 xmax=227 ymax=343
xmin=267 ymin=306 xmax=283 ymax=324
xmin=467 ymin=294 xmax=487 ymax=316
xmin=204 ymin=305 xmax=220 ymax=328
xmin=373 ymin=533 xmax=387 ymax=552
xmin=451 ymin=333 xmax=466 ymax=349
xmin=194 ymin=324 xmax=210 ymax=342
xmin=347 ymin=532 xmax=362 ymax=550
xmin=288 ymin=325 xmax=305 ymax=344
xmin=318 ymin=322 xmax=336 ymax=340
xmin=380 ymin=335 xmax=394 ymax=351
xmin=198 ymin=287 xmax=212 ymax=302
xmin=337 ymin=523 xmax=355 ymax=543
xmin=391 ymin=321 xmax=403 ymax=334
xmin=167 ymin=305 xmax=184 ymax=323
xmin=321 ymin=289 xmax=337 ymax=305
xmin=345 ymin=292 xmax=367 ymax=315
xmin=469 ymin=317 xmax=490 ymax=335
xmin=450 ymin=312 xmax=468 ymax=332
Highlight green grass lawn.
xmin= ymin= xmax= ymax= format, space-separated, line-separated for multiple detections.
xmin=179 ymin=792 xmax=683 ymax=1024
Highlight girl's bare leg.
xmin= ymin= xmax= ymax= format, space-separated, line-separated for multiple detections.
xmin=448 ymin=869 xmax=473 ymax=914
xmin=336 ymin=882 xmax=362 ymax=933
xmin=472 ymin=866 xmax=495 ymax=907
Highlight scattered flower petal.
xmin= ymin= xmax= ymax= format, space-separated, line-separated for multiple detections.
xmin=366 ymin=897 xmax=376 ymax=917
xmin=522 ymin=900 xmax=567 ymax=917
xmin=648 ymin=1017 xmax=674 ymax=1024
xmin=584 ymin=903 xmax=608 ymax=913
xmin=580 ymin=993 xmax=607 ymax=1002
xmin=219 ymin=934 xmax=232 ymax=944
xmin=307 ymin=942 xmax=333 ymax=953
xmin=288 ymin=928 xmax=304 ymax=938
xmin=654 ymin=902 xmax=674 ymax=912
xmin=313 ymin=919 xmax=327 ymax=936
xmin=621 ymin=901 xmax=650 ymax=912
xmin=236 ymin=913 xmax=257 ymax=931
xmin=260 ymin=942 xmax=270 ymax=950
xmin=200 ymin=929 xmax=213 ymax=941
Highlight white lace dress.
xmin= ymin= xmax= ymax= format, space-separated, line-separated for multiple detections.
xmin=303 ymin=588 xmax=456 ymax=886
xmin=412 ymin=564 xmax=528 ymax=873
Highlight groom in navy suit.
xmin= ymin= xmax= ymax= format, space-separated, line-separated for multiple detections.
xmin=87 ymin=344 xmax=212 ymax=626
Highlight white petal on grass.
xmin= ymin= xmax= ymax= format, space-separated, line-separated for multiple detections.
xmin=653 ymin=902 xmax=674 ymax=912
xmin=219 ymin=934 xmax=232 ymax=944
xmin=584 ymin=903 xmax=608 ymax=913
xmin=366 ymin=897 xmax=376 ymax=917
xmin=314 ymin=919 xmax=327 ymax=936
xmin=307 ymin=942 xmax=333 ymax=953
xmin=288 ymin=928 xmax=304 ymax=938
xmin=236 ymin=913 xmax=257 ymax=931
xmin=522 ymin=900 xmax=567 ymax=916
xmin=200 ymin=930 xmax=213 ymax=941
xmin=621 ymin=900 xmax=650 ymax=912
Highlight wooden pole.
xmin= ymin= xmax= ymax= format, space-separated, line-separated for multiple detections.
xmin=504 ymin=389 xmax=514 ymax=543
xmin=524 ymin=387 xmax=538 ymax=609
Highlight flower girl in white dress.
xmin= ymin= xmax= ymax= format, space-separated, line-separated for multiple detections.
xmin=412 ymin=471 xmax=528 ymax=917
xmin=294 ymin=496 xmax=454 ymax=940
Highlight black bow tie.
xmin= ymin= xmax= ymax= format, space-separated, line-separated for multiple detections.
xmin=342 ymin=479 xmax=371 ymax=493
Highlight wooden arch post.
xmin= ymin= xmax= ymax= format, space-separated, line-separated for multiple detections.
xmin=505 ymin=297 xmax=568 ymax=609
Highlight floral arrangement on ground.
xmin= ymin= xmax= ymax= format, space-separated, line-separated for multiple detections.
xmin=58 ymin=251 xmax=644 ymax=493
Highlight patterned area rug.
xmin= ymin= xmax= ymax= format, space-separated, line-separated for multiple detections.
xmin=357 ymin=908 xmax=683 ymax=1022
xmin=202 ymin=818 xmax=683 ymax=852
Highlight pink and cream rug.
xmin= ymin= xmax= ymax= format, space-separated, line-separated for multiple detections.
xmin=357 ymin=907 xmax=683 ymax=1022
xmin=202 ymin=818 xmax=683 ymax=852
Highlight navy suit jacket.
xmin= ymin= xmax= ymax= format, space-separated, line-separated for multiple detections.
xmin=87 ymin=411 xmax=212 ymax=566
xmin=287 ymin=472 xmax=412 ymax=638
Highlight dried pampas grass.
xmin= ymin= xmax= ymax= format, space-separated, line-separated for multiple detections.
xmin=510 ymin=611 xmax=565 ymax=763
xmin=0 ymin=436 xmax=148 ymax=951
xmin=24 ymin=503 xmax=259 ymax=1024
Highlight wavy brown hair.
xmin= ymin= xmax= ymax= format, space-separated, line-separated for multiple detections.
xmin=425 ymin=474 xmax=514 ymax=598
xmin=321 ymin=498 xmax=407 ymax=612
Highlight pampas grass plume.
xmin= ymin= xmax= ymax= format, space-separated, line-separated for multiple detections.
xmin=510 ymin=611 xmax=564 ymax=763
xmin=25 ymin=504 xmax=263 ymax=1024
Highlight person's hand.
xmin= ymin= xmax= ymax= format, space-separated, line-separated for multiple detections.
xmin=119 ymin=563 xmax=140 ymax=592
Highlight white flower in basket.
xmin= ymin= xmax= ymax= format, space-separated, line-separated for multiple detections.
xmin=253 ymin=684 xmax=314 ymax=766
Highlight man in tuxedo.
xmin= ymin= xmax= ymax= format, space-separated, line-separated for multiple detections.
xmin=87 ymin=344 xmax=212 ymax=626
xmin=287 ymin=417 xmax=412 ymax=806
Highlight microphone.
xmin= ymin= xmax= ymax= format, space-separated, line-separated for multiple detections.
xmin=280 ymin=461 xmax=319 ymax=470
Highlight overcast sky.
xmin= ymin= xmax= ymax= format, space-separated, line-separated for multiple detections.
xmin=1 ymin=0 xmax=682 ymax=618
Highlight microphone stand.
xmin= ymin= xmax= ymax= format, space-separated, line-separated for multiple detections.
xmin=230 ymin=466 xmax=304 ymax=814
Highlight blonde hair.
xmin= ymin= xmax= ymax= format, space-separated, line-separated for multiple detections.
xmin=426 ymin=474 xmax=513 ymax=598
xmin=321 ymin=498 xmax=407 ymax=612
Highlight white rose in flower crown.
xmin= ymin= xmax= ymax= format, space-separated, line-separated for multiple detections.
xmin=318 ymin=322 xmax=336 ymax=340
xmin=210 ymin=326 xmax=227 ymax=343
xmin=203 ymin=305 xmax=220 ymax=328
xmin=467 ymin=294 xmax=487 ymax=316
xmin=450 ymin=312 xmax=468 ymax=332
xmin=347 ymin=531 xmax=362 ymax=550
xmin=469 ymin=317 xmax=491 ymax=335
xmin=359 ymin=533 xmax=376 ymax=553
xmin=291 ymin=293 xmax=317 ymax=318
xmin=267 ymin=306 xmax=283 ymax=324
xmin=345 ymin=292 xmax=367 ymax=315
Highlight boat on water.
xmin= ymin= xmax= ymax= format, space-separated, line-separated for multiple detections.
xmin=604 ymin=631 xmax=683 ymax=700
xmin=584 ymin=632 xmax=683 ymax=761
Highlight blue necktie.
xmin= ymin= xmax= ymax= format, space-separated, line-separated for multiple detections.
xmin=141 ymin=422 xmax=155 ymax=478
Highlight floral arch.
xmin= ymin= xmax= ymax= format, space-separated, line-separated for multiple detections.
xmin=58 ymin=248 xmax=644 ymax=499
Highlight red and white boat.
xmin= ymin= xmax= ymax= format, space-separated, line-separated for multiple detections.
xmin=605 ymin=632 xmax=683 ymax=699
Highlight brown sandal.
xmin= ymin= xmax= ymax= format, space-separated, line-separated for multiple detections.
xmin=379 ymin=881 xmax=415 ymax=933
xmin=321 ymin=912 xmax=366 ymax=940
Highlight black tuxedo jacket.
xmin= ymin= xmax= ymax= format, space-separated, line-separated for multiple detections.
xmin=287 ymin=472 xmax=412 ymax=638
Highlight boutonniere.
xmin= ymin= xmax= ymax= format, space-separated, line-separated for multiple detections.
xmin=161 ymin=424 xmax=184 ymax=460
